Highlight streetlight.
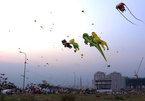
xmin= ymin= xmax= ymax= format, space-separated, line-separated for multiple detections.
xmin=19 ymin=49 xmax=27 ymax=93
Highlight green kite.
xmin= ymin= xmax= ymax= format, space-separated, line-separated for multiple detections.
xmin=69 ymin=39 xmax=79 ymax=52
xmin=83 ymin=32 xmax=109 ymax=62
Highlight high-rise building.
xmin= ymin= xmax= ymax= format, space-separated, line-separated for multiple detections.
xmin=92 ymin=71 xmax=125 ymax=92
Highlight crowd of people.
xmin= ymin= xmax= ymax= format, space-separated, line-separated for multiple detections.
xmin=0 ymin=86 xmax=96 ymax=95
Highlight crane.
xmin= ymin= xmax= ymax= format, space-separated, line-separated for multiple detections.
xmin=134 ymin=57 xmax=144 ymax=78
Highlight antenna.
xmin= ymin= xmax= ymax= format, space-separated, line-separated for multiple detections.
xmin=80 ymin=75 xmax=82 ymax=89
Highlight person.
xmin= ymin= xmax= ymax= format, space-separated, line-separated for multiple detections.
xmin=46 ymin=87 xmax=50 ymax=94
xmin=95 ymin=94 xmax=100 ymax=100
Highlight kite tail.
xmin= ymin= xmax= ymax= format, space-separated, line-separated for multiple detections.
xmin=94 ymin=44 xmax=107 ymax=62
xmin=84 ymin=37 xmax=107 ymax=62
xmin=125 ymin=5 xmax=144 ymax=23
xmin=118 ymin=10 xmax=136 ymax=25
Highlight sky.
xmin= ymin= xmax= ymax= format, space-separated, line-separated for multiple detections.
xmin=0 ymin=0 xmax=145 ymax=88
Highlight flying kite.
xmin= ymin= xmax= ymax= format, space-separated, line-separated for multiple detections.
xmin=62 ymin=39 xmax=72 ymax=49
xmin=69 ymin=39 xmax=79 ymax=52
xmin=82 ymin=10 xmax=84 ymax=13
xmin=83 ymin=32 xmax=109 ymax=66
xmin=81 ymin=53 xmax=84 ymax=58
xmin=116 ymin=2 xmax=143 ymax=24
xmin=40 ymin=26 xmax=43 ymax=29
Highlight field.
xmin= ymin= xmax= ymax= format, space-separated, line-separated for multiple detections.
xmin=1 ymin=94 xmax=145 ymax=101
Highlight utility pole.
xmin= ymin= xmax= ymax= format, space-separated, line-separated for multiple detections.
xmin=73 ymin=72 xmax=76 ymax=89
xmin=19 ymin=48 xmax=27 ymax=93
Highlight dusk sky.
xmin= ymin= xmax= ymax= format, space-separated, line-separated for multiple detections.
xmin=0 ymin=0 xmax=145 ymax=88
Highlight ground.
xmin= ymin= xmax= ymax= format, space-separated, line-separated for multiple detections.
xmin=1 ymin=94 xmax=145 ymax=101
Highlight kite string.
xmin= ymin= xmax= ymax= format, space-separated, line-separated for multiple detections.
xmin=125 ymin=5 xmax=144 ymax=23
xmin=118 ymin=10 xmax=135 ymax=25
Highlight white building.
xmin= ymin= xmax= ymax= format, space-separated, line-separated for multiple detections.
xmin=92 ymin=71 xmax=125 ymax=92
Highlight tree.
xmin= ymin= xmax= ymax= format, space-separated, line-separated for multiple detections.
xmin=0 ymin=73 xmax=17 ymax=90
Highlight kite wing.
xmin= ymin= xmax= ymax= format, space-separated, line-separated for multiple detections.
xmin=62 ymin=39 xmax=72 ymax=48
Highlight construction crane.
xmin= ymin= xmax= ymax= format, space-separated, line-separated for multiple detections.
xmin=134 ymin=57 xmax=144 ymax=78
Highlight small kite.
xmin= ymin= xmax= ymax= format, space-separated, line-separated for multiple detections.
xmin=116 ymin=2 xmax=143 ymax=24
xmin=40 ymin=26 xmax=43 ymax=29
xmin=81 ymin=54 xmax=83 ymax=57
xmin=83 ymin=32 xmax=109 ymax=64
xmin=69 ymin=39 xmax=79 ymax=52
xmin=81 ymin=53 xmax=84 ymax=58
xmin=107 ymin=64 xmax=110 ymax=67
xmin=62 ymin=39 xmax=72 ymax=49
xmin=82 ymin=10 xmax=84 ymax=13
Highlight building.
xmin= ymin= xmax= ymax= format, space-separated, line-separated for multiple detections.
xmin=93 ymin=71 xmax=145 ymax=92
xmin=92 ymin=71 xmax=125 ymax=92
xmin=125 ymin=78 xmax=145 ymax=91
